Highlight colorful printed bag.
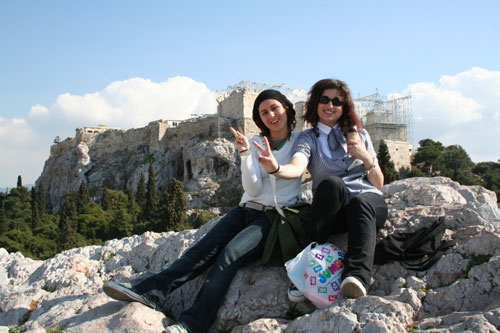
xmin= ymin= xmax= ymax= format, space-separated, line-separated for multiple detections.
xmin=285 ymin=242 xmax=345 ymax=308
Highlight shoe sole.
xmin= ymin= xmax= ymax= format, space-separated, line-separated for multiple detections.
xmin=103 ymin=281 xmax=155 ymax=309
xmin=288 ymin=286 xmax=306 ymax=303
xmin=288 ymin=292 xmax=306 ymax=303
xmin=340 ymin=280 xmax=366 ymax=298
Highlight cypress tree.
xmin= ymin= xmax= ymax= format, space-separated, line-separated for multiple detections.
xmin=101 ymin=187 xmax=112 ymax=211
xmin=36 ymin=183 xmax=46 ymax=214
xmin=17 ymin=175 xmax=22 ymax=187
xmin=32 ymin=201 xmax=41 ymax=230
xmin=159 ymin=178 xmax=187 ymax=232
xmin=126 ymin=188 xmax=138 ymax=225
xmin=58 ymin=197 xmax=77 ymax=251
xmin=377 ymin=140 xmax=399 ymax=184
xmin=136 ymin=173 xmax=146 ymax=211
xmin=145 ymin=163 xmax=158 ymax=219
xmin=0 ymin=200 xmax=7 ymax=234
xmin=78 ymin=181 xmax=90 ymax=213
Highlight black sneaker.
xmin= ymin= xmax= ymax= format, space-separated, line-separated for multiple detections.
xmin=103 ymin=281 xmax=156 ymax=309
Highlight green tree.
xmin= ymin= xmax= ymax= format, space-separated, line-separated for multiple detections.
xmin=32 ymin=201 xmax=42 ymax=229
xmin=4 ymin=186 xmax=31 ymax=221
xmin=126 ymin=188 xmax=138 ymax=227
xmin=411 ymin=139 xmax=445 ymax=176
xmin=17 ymin=175 xmax=22 ymax=187
xmin=36 ymin=183 xmax=46 ymax=214
xmin=101 ymin=187 xmax=113 ymax=211
xmin=473 ymin=162 xmax=500 ymax=201
xmin=58 ymin=197 xmax=78 ymax=251
xmin=136 ymin=173 xmax=146 ymax=211
xmin=78 ymin=202 xmax=110 ymax=241
xmin=78 ymin=181 xmax=91 ymax=213
xmin=109 ymin=208 xmax=133 ymax=239
xmin=442 ymin=145 xmax=475 ymax=184
xmin=377 ymin=140 xmax=399 ymax=184
xmin=145 ymin=163 xmax=158 ymax=219
xmin=0 ymin=200 xmax=7 ymax=234
xmin=158 ymin=178 xmax=187 ymax=232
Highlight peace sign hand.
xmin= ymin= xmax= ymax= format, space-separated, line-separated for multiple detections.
xmin=230 ymin=126 xmax=250 ymax=153
xmin=252 ymin=136 xmax=280 ymax=173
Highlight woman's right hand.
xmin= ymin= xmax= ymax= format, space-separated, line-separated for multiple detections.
xmin=252 ymin=136 xmax=280 ymax=174
xmin=230 ymin=127 xmax=251 ymax=155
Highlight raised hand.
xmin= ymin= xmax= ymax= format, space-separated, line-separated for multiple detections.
xmin=230 ymin=126 xmax=250 ymax=153
xmin=346 ymin=131 xmax=370 ymax=164
xmin=252 ymin=136 xmax=280 ymax=173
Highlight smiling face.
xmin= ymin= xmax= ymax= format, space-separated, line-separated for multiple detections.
xmin=258 ymin=99 xmax=289 ymax=139
xmin=317 ymin=88 xmax=344 ymax=127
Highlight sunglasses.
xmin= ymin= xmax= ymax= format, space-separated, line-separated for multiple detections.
xmin=318 ymin=96 xmax=344 ymax=106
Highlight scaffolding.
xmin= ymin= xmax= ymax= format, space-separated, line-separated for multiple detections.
xmin=354 ymin=92 xmax=413 ymax=144
xmin=227 ymin=80 xmax=297 ymax=94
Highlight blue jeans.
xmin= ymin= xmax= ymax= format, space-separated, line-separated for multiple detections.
xmin=304 ymin=176 xmax=388 ymax=289
xmin=132 ymin=206 xmax=271 ymax=333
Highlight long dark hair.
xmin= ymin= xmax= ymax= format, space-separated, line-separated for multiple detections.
xmin=252 ymin=89 xmax=296 ymax=138
xmin=304 ymin=79 xmax=362 ymax=134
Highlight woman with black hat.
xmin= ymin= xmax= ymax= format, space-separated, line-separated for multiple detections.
xmin=103 ymin=89 xmax=305 ymax=333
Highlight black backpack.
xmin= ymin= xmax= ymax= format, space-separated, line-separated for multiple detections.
xmin=374 ymin=216 xmax=455 ymax=271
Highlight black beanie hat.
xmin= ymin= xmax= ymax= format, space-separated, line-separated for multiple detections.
xmin=252 ymin=89 xmax=296 ymax=131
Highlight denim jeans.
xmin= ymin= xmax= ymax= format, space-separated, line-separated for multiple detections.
xmin=303 ymin=176 xmax=388 ymax=289
xmin=132 ymin=206 xmax=271 ymax=333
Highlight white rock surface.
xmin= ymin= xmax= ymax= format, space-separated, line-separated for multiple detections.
xmin=1 ymin=177 xmax=499 ymax=332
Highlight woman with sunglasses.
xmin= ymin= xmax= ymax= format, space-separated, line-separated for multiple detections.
xmin=254 ymin=79 xmax=388 ymax=299
xmin=103 ymin=89 xmax=304 ymax=333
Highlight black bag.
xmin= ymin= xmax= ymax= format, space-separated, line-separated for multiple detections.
xmin=374 ymin=216 xmax=455 ymax=271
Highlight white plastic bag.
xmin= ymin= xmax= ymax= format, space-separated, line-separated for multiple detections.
xmin=285 ymin=242 xmax=345 ymax=308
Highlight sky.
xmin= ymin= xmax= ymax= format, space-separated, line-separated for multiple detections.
xmin=1 ymin=0 xmax=499 ymax=187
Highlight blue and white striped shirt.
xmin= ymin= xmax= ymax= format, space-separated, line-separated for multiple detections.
xmin=293 ymin=123 xmax=382 ymax=200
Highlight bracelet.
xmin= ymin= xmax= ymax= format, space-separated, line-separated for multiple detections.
xmin=363 ymin=161 xmax=376 ymax=176
xmin=269 ymin=164 xmax=280 ymax=174
xmin=239 ymin=148 xmax=249 ymax=154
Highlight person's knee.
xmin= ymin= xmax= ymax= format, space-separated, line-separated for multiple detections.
xmin=347 ymin=196 xmax=377 ymax=225
xmin=316 ymin=176 xmax=346 ymax=197
xmin=350 ymin=194 xmax=387 ymax=227
xmin=349 ymin=195 xmax=370 ymax=210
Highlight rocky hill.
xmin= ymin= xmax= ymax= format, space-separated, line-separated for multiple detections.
xmin=1 ymin=177 xmax=499 ymax=332
xmin=36 ymin=118 xmax=242 ymax=213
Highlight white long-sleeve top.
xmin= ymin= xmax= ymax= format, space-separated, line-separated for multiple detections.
xmin=239 ymin=131 xmax=303 ymax=208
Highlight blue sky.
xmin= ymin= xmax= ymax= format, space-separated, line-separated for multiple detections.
xmin=1 ymin=0 xmax=499 ymax=187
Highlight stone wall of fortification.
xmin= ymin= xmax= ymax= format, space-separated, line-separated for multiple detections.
xmin=384 ymin=140 xmax=412 ymax=170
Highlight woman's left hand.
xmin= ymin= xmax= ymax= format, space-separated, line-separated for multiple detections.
xmin=347 ymin=136 xmax=371 ymax=164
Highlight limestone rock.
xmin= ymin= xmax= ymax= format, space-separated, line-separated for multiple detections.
xmin=1 ymin=177 xmax=499 ymax=332
xmin=37 ymin=121 xmax=241 ymax=212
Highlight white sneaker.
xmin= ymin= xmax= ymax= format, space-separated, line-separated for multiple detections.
xmin=288 ymin=284 xmax=306 ymax=303
xmin=340 ymin=276 xmax=366 ymax=298
xmin=163 ymin=322 xmax=189 ymax=333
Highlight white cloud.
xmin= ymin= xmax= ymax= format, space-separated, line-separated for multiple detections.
xmin=45 ymin=76 xmax=218 ymax=132
xmin=399 ymin=67 xmax=500 ymax=163
xmin=28 ymin=104 xmax=49 ymax=118
xmin=0 ymin=117 xmax=34 ymax=145
xmin=0 ymin=76 xmax=218 ymax=187
xmin=406 ymin=82 xmax=482 ymax=126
